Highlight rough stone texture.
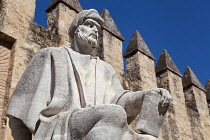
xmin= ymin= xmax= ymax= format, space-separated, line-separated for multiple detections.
xmin=156 ymin=51 xmax=193 ymax=140
xmin=183 ymin=67 xmax=210 ymax=140
xmin=205 ymin=80 xmax=210 ymax=101
xmin=124 ymin=51 xmax=157 ymax=91
xmin=0 ymin=40 xmax=12 ymax=140
xmin=100 ymin=9 xmax=124 ymax=41
xmin=102 ymin=29 xmax=124 ymax=83
xmin=124 ymin=30 xmax=155 ymax=60
xmin=0 ymin=0 xmax=62 ymax=139
xmin=46 ymin=0 xmax=82 ymax=13
xmin=47 ymin=3 xmax=79 ymax=46
xmin=155 ymin=49 xmax=182 ymax=77
xmin=0 ymin=0 xmax=209 ymax=139
xmin=0 ymin=0 xmax=6 ymax=31
xmin=157 ymin=71 xmax=192 ymax=140
xmin=27 ymin=22 xmax=60 ymax=49
xmin=123 ymin=31 xmax=157 ymax=91
xmin=185 ymin=86 xmax=210 ymax=140
xmin=183 ymin=66 xmax=206 ymax=92
xmin=0 ymin=0 xmax=36 ymax=94
xmin=100 ymin=9 xmax=124 ymax=83
xmin=184 ymin=87 xmax=206 ymax=140
xmin=0 ymin=1 xmax=36 ymax=139
xmin=205 ymin=80 xmax=210 ymax=114
xmin=7 ymin=46 xmax=164 ymax=140
xmin=0 ymin=34 xmax=15 ymax=140
xmin=136 ymin=92 xmax=168 ymax=137
xmin=123 ymin=31 xmax=157 ymax=133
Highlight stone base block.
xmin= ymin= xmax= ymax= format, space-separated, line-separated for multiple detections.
xmin=136 ymin=92 xmax=169 ymax=137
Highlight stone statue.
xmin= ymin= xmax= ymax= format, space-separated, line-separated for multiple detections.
xmin=7 ymin=9 xmax=172 ymax=140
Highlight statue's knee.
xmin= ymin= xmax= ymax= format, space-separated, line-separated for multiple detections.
xmin=98 ymin=105 xmax=127 ymax=127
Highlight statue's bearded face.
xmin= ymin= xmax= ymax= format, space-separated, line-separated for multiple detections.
xmin=76 ymin=19 xmax=100 ymax=47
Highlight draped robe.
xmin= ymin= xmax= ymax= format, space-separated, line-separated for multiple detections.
xmin=7 ymin=46 xmax=127 ymax=139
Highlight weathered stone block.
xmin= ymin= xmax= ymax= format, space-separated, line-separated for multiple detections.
xmin=136 ymin=92 xmax=168 ymax=137
xmin=102 ymin=29 xmax=124 ymax=82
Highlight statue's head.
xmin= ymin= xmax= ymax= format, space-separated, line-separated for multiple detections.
xmin=69 ymin=9 xmax=104 ymax=56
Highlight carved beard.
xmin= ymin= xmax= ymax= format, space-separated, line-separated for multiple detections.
xmin=76 ymin=27 xmax=98 ymax=47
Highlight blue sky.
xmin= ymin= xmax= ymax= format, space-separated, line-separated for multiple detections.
xmin=34 ymin=0 xmax=210 ymax=87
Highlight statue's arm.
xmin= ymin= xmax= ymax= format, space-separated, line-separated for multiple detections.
xmin=116 ymin=88 xmax=172 ymax=121
xmin=106 ymin=63 xmax=172 ymax=120
xmin=116 ymin=90 xmax=147 ymax=119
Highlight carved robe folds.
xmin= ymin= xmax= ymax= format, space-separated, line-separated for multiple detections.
xmin=7 ymin=46 xmax=127 ymax=139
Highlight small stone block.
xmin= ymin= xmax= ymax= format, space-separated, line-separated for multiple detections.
xmin=183 ymin=66 xmax=206 ymax=92
xmin=101 ymin=9 xmax=124 ymax=41
xmin=46 ymin=0 xmax=82 ymax=13
xmin=136 ymin=92 xmax=168 ymax=137
xmin=124 ymin=30 xmax=155 ymax=60
xmin=205 ymin=80 xmax=210 ymax=101
xmin=155 ymin=49 xmax=182 ymax=77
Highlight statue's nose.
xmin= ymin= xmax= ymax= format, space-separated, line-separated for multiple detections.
xmin=92 ymin=25 xmax=98 ymax=33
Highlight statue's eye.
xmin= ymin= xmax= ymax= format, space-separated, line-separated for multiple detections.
xmin=85 ymin=23 xmax=93 ymax=28
xmin=83 ymin=20 xmax=99 ymax=28
xmin=89 ymin=23 xmax=94 ymax=28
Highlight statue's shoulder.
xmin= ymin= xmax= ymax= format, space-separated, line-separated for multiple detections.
xmin=36 ymin=46 xmax=70 ymax=57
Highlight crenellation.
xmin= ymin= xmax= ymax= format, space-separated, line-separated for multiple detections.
xmin=123 ymin=53 xmax=142 ymax=91
xmin=123 ymin=30 xmax=157 ymax=132
xmin=46 ymin=1 xmax=82 ymax=46
xmin=124 ymin=30 xmax=157 ymax=91
xmin=0 ymin=0 xmax=209 ymax=139
xmin=27 ymin=22 xmax=60 ymax=48
xmin=183 ymin=66 xmax=206 ymax=92
xmin=183 ymin=67 xmax=210 ymax=140
xmin=205 ymin=80 xmax=210 ymax=101
xmin=156 ymin=50 xmax=193 ymax=140
xmin=100 ymin=9 xmax=124 ymax=83
xmin=46 ymin=0 xmax=82 ymax=13
xmin=124 ymin=30 xmax=155 ymax=60
xmin=205 ymin=80 xmax=210 ymax=115
xmin=100 ymin=9 xmax=124 ymax=41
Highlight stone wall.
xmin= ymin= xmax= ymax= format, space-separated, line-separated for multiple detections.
xmin=100 ymin=9 xmax=124 ymax=83
xmin=0 ymin=0 xmax=37 ymax=138
xmin=0 ymin=0 xmax=209 ymax=140
xmin=47 ymin=3 xmax=80 ymax=46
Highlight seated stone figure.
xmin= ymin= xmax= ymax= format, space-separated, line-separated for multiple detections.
xmin=7 ymin=9 xmax=172 ymax=140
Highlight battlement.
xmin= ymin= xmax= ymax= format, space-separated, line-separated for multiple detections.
xmin=0 ymin=0 xmax=209 ymax=139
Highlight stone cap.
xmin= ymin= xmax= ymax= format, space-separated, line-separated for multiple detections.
xmin=155 ymin=49 xmax=182 ymax=77
xmin=183 ymin=66 xmax=206 ymax=92
xmin=205 ymin=80 xmax=210 ymax=101
xmin=46 ymin=0 xmax=83 ymax=13
xmin=124 ymin=30 xmax=155 ymax=60
xmin=100 ymin=9 xmax=124 ymax=41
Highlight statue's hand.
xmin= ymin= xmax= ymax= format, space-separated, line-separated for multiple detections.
xmin=149 ymin=88 xmax=172 ymax=106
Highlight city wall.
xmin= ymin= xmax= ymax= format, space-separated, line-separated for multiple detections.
xmin=0 ymin=0 xmax=209 ymax=139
